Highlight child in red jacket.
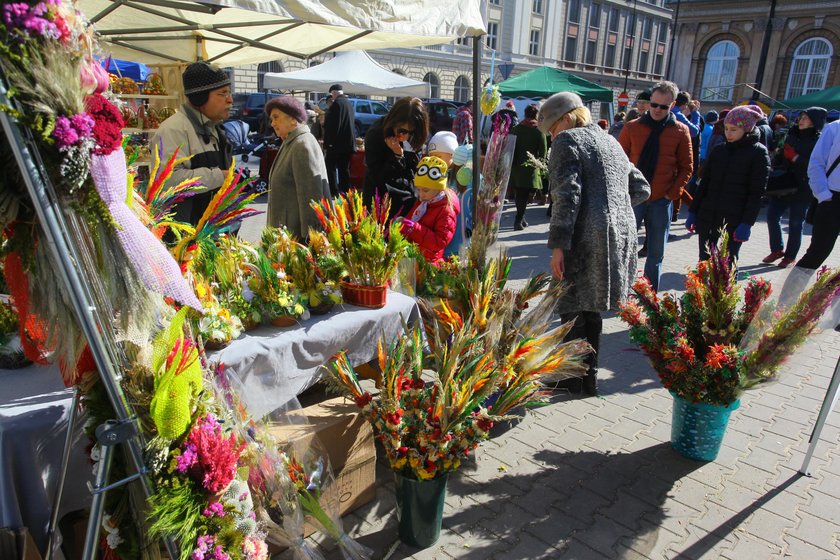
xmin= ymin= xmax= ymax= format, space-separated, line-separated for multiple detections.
xmin=397 ymin=156 xmax=460 ymax=266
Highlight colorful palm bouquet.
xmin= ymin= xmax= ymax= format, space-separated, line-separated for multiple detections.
xmin=310 ymin=190 xmax=410 ymax=287
xmin=620 ymin=234 xmax=840 ymax=406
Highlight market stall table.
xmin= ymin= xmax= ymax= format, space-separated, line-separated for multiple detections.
xmin=209 ymin=291 xmax=418 ymax=417
xmin=0 ymin=363 xmax=91 ymax=555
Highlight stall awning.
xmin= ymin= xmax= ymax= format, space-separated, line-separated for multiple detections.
xmin=773 ymin=86 xmax=840 ymax=110
xmin=498 ymin=66 xmax=614 ymax=103
xmin=79 ymin=0 xmax=485 ymax=66
xmin=263 ymin=51 xmax=429 ymax=97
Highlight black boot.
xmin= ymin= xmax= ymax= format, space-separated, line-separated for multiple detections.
xmin=514 ymin=220 xmax=525 ymax=231
xmin=582 ymin=370 xmax=598 ymax=396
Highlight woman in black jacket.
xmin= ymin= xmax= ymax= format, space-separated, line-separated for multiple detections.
xmin=362 ymin=97 xmax=429 ymax=219
xmin=763 ymin=106 xmax=827 ymax=268
xmin=685 ymin=106 xmax=770 ymax=262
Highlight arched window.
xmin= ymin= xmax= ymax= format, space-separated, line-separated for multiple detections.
xmin=423 ymin=72 xmax=440 ymax=98
xmin=257 ymin=60 xmax=283 ymax=91
xmin=453 ymin=75 xmax=470 ymax=103
xmin=786 ymin=38 xmax=833 ymax=98
xmin=700 ymin=40 xmax=739 ymax=101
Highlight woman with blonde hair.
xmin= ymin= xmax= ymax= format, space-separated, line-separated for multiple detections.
xmin=539 ymin=92 xmax=650 ymax=396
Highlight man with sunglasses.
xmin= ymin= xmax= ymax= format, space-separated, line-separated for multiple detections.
xmin=618 ymin=80 xmax=693 ymax=291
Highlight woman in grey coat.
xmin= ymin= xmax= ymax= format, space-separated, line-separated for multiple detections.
xmin=538 ymin=92 xmax=650 ymax=396
xmin=265 ymin=96 xmax=331 ymax=240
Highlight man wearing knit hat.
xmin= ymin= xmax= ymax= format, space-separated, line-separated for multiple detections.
xmin=323 ymin=83 xmax=356 ymax=196
xmin=618 ymin=80 xmax=693 ymax=291
xmin=150 ymin=61 xmax=234 ymax=225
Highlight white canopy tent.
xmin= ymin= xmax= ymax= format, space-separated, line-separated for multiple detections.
xmin=263 ymin=50 xmax=430 ymax=97
xmin=79 ymin=0 xmax=485 ymax=66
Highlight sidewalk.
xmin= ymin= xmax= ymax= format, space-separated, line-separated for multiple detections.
xmin=258 ymin=196 xmax=840 ymax=560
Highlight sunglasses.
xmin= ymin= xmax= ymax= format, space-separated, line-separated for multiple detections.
xmin=395 ymin=128 xmax=414 ymax=136
xmin=649 ymin=102 xmax=671 ymax=110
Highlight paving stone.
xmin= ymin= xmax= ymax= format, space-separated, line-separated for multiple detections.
xmin=719 ymin=533 xmax=784 ymax=559
xmin=707 ymin=481 xmax=765 ymax=512
xmin=551 ymin=487 xmax=611 ymax=525
xmin=572 ymin=513 xmax=632 ymax=558
xmin=572 ymin=411 xmax=622 ymax=438
xmin=740 ymin=508 xmax=796 ymax=547
xmin=554 ymin=538 xmax=607 ymax=559
xmin=667 ymin=526 xmax=737 ymax=560
xmin=599 ymin=490 xmax=662 ymax=531
xmin=523 ymin=508 xmax=588 ymax=547
xmin=545 ymin=426 xmax=598 ymax=451
xmin=603 ymin=416 xmax=650 ymax=441
xmin=783 ymin=535 xmax=840 ymax=560
xmin=799 ymin=489 xmax=840 ymax=525
xmin=474 ymin=501 xmax=532 ymax=544
xmin=491 ymin=533 xmax=563 ymax=559
xmin=582 ymin=431 xmax=632 ymax=454
xmin=622 ymin=521 xmax=685 ymax=560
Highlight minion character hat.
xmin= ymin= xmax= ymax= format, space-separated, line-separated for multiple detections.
xmin=415 ymin=156 xmax=449 ymax=191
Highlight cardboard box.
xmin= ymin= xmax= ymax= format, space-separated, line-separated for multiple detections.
xmin=0 ymin=528 xmax=43 ymax=560
xmin=268 ymin=397 xmax=377 ymax=537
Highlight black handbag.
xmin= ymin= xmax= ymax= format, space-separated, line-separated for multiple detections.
xmin=765 ymin=168 xmax=798 ymax=197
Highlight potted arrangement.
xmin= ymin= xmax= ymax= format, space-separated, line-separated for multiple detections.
xmin=243 ymin=250 xmax=307 ymax=327
xmin=620 ymin=235 xmax=840 ymax=461
xmin=282 ymin=243 xmax=342 ymax=315
xmin=311 ymin=190 xmax=410 ymax=308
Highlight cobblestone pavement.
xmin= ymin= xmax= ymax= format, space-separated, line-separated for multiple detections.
xmin=245 ymin=190 xmax=840 ymax=560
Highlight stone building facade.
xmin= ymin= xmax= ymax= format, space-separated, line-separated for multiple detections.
xmin=666 ymin=0 xmax=840 ymax=114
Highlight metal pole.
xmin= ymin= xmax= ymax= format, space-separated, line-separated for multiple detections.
xmin=622 ymin=0 xmax=638 ymax=94
xmin=752 ymin=0 xmax=778 ymax=100
xmin=0 ymin=72 xmax=179 ymax=559
xmin=82 ymin=443 xmax=115 ymax=560
xmin=799 ymin=355 xmax=840 ymax=476
xmin=472 ymin=34 xmax=482 ymax=222
xmin=45 ymin=390 xmax=81 ymax=560
xmin=664 ymin=0 xmax=681 ymax=80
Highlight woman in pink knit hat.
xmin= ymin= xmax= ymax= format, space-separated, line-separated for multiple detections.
xmin=685 ymin=105 xmax=771 ymax=262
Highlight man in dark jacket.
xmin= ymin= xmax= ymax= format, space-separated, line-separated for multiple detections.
xmin=323 ymin=83 xmax=356 ymax=196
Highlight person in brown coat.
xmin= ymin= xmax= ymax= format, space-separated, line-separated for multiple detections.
xmin=618 ymin=80 xmax=693 ymax=291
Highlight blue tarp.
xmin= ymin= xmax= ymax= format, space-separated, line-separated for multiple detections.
xmin=99 ymin=58 xmax=150 ymax=82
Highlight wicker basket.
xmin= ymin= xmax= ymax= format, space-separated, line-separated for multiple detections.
xmin=340 ymin=281 xmax=387 ymax=309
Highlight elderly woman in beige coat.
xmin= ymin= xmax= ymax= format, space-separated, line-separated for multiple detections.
xmin=265 ymin=96 xmax=330 ymax=239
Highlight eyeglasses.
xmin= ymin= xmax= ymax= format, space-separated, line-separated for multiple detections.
xmin=649 ymin=102 xmax=671 ymax=110
xmin=214 ymin=91 xmax=233 ymax=99
xmin=395 ymin=128 xmax=414 ymax=136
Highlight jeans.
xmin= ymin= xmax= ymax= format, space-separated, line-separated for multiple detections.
xmin=635 ymin=198 xmax=672 ymax=291
xmin=766 ymin=197 xmax=810 ymax=260
xmin=798 ymin=193 xmax=840 ymax=270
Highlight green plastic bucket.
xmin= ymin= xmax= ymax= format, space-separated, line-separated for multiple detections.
xmin=670 ymin=392 xmax=741 ymax=462
xmin=394 ymin=471 xmax=449 ymax=548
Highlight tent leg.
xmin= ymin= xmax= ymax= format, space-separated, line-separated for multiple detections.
xmin=471 ymin=34 xmax=481 ymax=221
xmin=799 ymin=353 xmax=840 ymax=476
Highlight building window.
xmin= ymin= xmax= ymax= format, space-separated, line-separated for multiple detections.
xmin=658 ymin=20 xmax=668 ymax=43
xmin=568 ymin=0 xmax=581 ymax=23
xmin=529 ymin=29 xmax=541 ymax=56
xmin=642 ymin=17 xmax=652 ymax=39
xmin=456 ymin=36 xmax=470 ymax=46
xmin=622 ymin=15 xmax=635 ymax=70
xmin=607 ymin=8 xmax=619 ymax=32
xmin=604 ymin=43 xmax=616 ymax=68
xmin=486 ymin=21 xmax=499 ymax=50
xmin=454 ymin=75 xmax=470 ymax=103
xmin=257 ymin=60 xmax=283 ymax=91
xmin=653 ymin=52 xmax=664 ymax=75
xmin=565 ymin=36 xmax=578 ymax=62
xmin=423 ymin=72 xmax=440 ymax=98
xmin=589 ymin=3 xmax=601 ymax=28
xmin=700 ymin=40 xmax=739 ymax=101
xmin=533 ymin=0 xmax=543 ymax=14
xmin=639 ymin=50 xmax=649 ymax=73
xmin=785 ymin=37 xmax=833 ymax=98
xmin=489 ymin=0 xmax=500 ymax=4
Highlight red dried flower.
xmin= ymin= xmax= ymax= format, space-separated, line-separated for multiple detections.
xmin=85 ymin=93 xmax=124 ymax=155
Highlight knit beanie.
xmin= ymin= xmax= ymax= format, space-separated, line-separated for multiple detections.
xmin=265 ymin=96 xmax=307 ymax=123
xmin=804 ymin=106 xmax=828 ymax=131
xmin=724 ymin=105 xmax=764 ymax=132
xmin=537 ymin=91 xmax=584 ymax=134
xmin=427 ymin=131 xmax=458 ymax=156
xmin=414 ymin=156 xmax=449 ymax=191
xmin=183 ymin=62 xmax=230 ymax=107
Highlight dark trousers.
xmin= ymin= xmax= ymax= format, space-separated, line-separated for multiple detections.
xmin=697 ymin=228 xmax=742 ymax=263
xmin=797 ymin=193 xmax=840 ymax=270
xmin=325 ymin=150 xmax=352 ymax=197
xmin=561 ymin=311 xmax=602 ymax=374
xmin=514 ymin=189 xmax=530 ymax=224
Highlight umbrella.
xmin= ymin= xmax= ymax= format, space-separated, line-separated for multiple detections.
xmin=99 ymin=58 xmax=150 ymax=81
xmin=498 ymin=66 xmax=614 ymax=103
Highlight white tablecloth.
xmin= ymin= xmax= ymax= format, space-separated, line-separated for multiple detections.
xmin=0 ymin=364 xmax=91 ymax=553
xmin=210 ymin=291 xmax=419 ymax=418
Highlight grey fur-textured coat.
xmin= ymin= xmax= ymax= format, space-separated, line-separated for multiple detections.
xmin=267 ymin=125 xmax=330 ymax=239
xmin=548 ymin=124 xmax=650 ymax=314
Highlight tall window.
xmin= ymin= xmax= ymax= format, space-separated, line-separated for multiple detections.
xmin=700 ymin=40 xmax=739 ymax=101
xmin=585 ymin=4 xmax=601 ymax=65
xmin=489 ymin=0 xmax=500 ymax=4
xmin=529 ymin=29 xmax=541 ymax=56
xmin=486 ymin=21 xmax=499 ymax=50
xmin=454 ymin=75 xmax=470 ymax=103
xmin=637 ymin=17 xmax=651 ymax=72
xmin=533 ymin=0 xmax=543 ymax=14
xmin=589 ymin=3 xmax=601 ymax=28
xmin=786 ymin=38 xmax=833 ymax=98
xmin=565 ymin=36 xmax=578 ymax=61
xmin=608 ymin=8 xmax=619 ymax=32
xmin=257 ymin=60 xmax=283 ymax=91
xmin=622 ymin=14 xmax=635 ymax=71
xmin=423 ymin=72 xmax=440 ymax=98
xmin=568 ymin=0 xmax=581 ymax=23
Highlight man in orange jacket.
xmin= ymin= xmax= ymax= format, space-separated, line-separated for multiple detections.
xmin=618 ymin=80 xmax=693 ymax=291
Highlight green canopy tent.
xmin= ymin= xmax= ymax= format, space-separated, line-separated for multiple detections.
xmin=773 ymin=85 xmax=840 ymax=110
xmin=497 ymin=66 xmax=614 ymax=103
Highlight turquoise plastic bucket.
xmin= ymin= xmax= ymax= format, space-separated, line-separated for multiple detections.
xmin=670 ymin=392 xmax=741 ymax=461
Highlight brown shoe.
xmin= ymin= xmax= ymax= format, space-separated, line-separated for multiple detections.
xmin=778 ymin=257 xmax=795 ymax=268
xmin=762 ymin=250 xmax=784 ymax=264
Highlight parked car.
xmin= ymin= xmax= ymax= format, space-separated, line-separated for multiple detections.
xmin=318 ymin=97 xmax=390 ymax=137
xmin=423 ymin=99 xmax=460 ymax=136
xmin=233 ymin=92 xmax=282 ymax=133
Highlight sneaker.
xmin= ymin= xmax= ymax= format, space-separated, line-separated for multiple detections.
xmin=522 ymin=219 xmax=529 ymax=227
xmin=514 ymin=221 xmax=525 ymax=231
xmin=778 ymin=257 xmax=796 ymax=268
xmin=762 ymin=250 xmax=785 ymax=263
